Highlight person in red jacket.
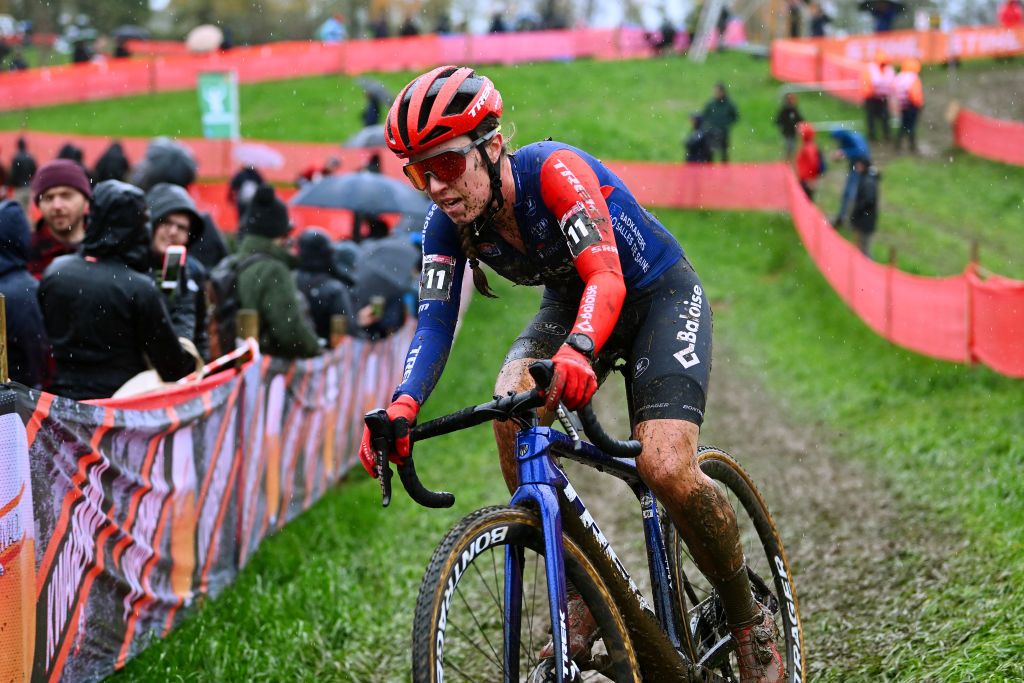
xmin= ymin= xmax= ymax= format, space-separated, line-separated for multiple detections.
xmin=998 ymin=0 xmax=1023 ymax=27
xmin=795 ymin=122 xmax=824 ymax=199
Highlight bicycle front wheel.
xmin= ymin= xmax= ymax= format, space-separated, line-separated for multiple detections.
xmin=412 ymin=505 xmax=640 ymax=682
xmin=667 ymin=447 xmax=806 ymax=682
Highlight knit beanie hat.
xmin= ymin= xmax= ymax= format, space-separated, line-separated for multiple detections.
xmin=242 ymin=184 xmax=291 ymax=238
xmin=31 ymin=159 xmax=93 ymax=205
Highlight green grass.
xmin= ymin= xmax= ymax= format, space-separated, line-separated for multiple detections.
xmin=17 ymin=53 xmax=1015 ymax=680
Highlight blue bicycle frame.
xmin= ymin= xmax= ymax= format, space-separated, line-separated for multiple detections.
xmin=502 ymin=425 xmax=685 ymax=683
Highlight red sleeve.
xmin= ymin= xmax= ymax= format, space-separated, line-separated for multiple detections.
xmin=539 ymin=150 xmax=626 ymax=356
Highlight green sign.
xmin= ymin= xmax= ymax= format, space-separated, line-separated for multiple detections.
xmin=197 ymin=71 xmax=239 ymax=139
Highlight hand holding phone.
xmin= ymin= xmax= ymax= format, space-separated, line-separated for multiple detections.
xmin=161 ymin=245 xmax=187 ymax=293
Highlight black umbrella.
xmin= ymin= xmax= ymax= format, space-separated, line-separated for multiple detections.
xmin=857 ymin=0 xmax=906 ymax=13
xmin=357 ymin=78 xmax=394 ymax=103
xmin=112 ymin=25 xmax=150 ymax=40
xmin=289 ymin=171 xmax=431 ymax=216
xmin=351 ymin=238 xmax=421 ymax=307
xmin=343 ymin=124 xmax=386 ymax=149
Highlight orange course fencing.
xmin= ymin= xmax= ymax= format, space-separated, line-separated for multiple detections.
xmin=1 ymin=328 xmax=413 ymax=683
xmin=953 ymin=107 xmax=1024 ymax=167
xmin=0 ymin=28 xmax=658 ymax=113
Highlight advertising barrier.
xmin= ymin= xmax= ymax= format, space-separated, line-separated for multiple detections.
xmin=953 ymin=108 xmax=1024 ymax=167
xmin=0 ymin=327 xmax=412 ymax=683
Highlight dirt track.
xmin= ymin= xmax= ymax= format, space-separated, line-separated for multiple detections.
xmin=572 ymin=342 xmax=964 ymax=679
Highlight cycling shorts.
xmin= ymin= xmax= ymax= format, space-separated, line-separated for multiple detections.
xmin=504 ymin=258 xmax=712 ymax=426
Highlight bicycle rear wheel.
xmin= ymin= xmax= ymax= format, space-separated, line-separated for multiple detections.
xmin=411 ymin=505 xmax=640 ymax=682
xmin=666 ymin=447 xmax=806 ymax=682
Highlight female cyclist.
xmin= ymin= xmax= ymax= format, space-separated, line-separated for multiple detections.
xmin=358 ymin=65 xmax=784 ymax=683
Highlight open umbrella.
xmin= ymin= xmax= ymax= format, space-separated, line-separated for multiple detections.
xmin=186 ymin=24 xmax=223 ymax=53
xmin=343 ymin=124 xmax=386 ymax=148
xmin=351 ymin=237 xmax=421 ymax=307
xmin=356 ymin=77 xmax=394 ymax=103
xmin=112 ymin=25 xmax=150 ymax=40
xmin=289 ymin=171 xmax=430 ymax=216
xmin=232 ymin=142 xmax=285 ymax=169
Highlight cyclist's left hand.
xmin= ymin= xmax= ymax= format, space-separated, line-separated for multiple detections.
xmin=358 ymin=394 xmax=420 ymax=477
xmin=546 ymin=346 xmax=597 ymax=411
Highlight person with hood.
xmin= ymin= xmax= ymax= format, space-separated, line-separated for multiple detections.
xmin=795 ymin=122 xmax=825 ymax=200
xmin=38 ymin=180 xmax=199 ymax=400
xmin=295 ymin=227 xmax=359 ymax=340
xmin=93 ymin=140 xmax=130 ymax=182
xmin=829 ymin=128 xmax=871 ymax=227
xmin=235 ymin=184 xmax=320 ymax=358
xmin=701 ymin=82 xmax=740 ymax=162
xmin=683 ymin=112 xmax=713 ymax=163
xmin=146 ymin=182 xmax=210 ymax=359
xmin=0 ymin=200 xmax=49 ymax=388
xmin=849 ymin=159 xmax=881 ymax=257
xmin=27 ymin=159 xmax=92 ymax=279
xmin=8 ymin=137 xmax=37 ymax=212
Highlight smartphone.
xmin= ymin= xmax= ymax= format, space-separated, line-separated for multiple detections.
xmin=369 ymin=295 xmax=386 ymax=318
xmin=161 ymin=245 xmax=187 ymax=292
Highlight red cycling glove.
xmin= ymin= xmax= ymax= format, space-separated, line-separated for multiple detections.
xmin=358 ymin=394 xmax=420 ymax=477
xmin=545 ymin=346 xmax=598 ymax=412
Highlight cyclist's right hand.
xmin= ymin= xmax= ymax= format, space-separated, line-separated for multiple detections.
xmin=359 ymin=394 xmax=420 ymax=477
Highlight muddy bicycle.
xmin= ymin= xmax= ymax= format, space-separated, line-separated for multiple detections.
xmin=365 ymin=361 xmax=805 ymax=682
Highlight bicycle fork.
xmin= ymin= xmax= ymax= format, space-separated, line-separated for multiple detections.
xmin=504 ymin=428 xmax=580 ymax=683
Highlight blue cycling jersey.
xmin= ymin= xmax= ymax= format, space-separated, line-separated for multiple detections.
xmin=395 ymin=141 xmax=684 ymax=404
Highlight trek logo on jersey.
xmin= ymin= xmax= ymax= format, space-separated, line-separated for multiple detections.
xmin=467 ymin=84 xmax=494 ymax=118
xmin=577 ymin=284 xmax=598 ymax=333
xmin=674 ymin=284 xmax=703 ymax=369
xmin=558 ymin=204 xmax=602 ymax=258
xmin=420 ymin=254 xmax=456 ymax=301
xmin=552 ymin=159 xmax=598 ymax=215
xmin=634 ymin=357 xmax=650 ymax=378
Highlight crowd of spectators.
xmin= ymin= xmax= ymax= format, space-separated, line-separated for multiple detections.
xmin=0 ymin=138 xmax=418 ymax=400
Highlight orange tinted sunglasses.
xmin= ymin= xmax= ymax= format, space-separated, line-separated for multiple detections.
xmin=403 ymin=128 xmax=499 ymax=191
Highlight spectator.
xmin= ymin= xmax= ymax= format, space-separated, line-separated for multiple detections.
xmin=362 ymin=91 xmax=382 ymax=127
xmin=113 ymin=37 xmax=131 ymax=58
xmin=235 ymin=185 xmax=320 ymax=358
xmin=829 ymin=129 xmax=871 ymax=227
xmin=862 ymin=51 xmax=894 ymax=142
xmin=868 ymin=1 xmax=902 ymax=32
xmin=849 ymin=160 xmax=881 ymax=257
xmin=489 ymin=10 xmax=508 ymax=33
xmin=71 ymin=39 xmax=92 ymax=64
xmin=701 ymin=82 xmax=739 ymax=162
xmin=8 ymin=48 xmax=28 ymax=71
xmin=93 ymin=140 xmax=130 ymax=182
xmin=399 ymin=15 xmax=420 ymax=37
xmin=795 ymin=122 xmax=825 ymax=200
xmin=296 ymin=157 xmax=341 ymax=188
xmin=649 ymin=16 xmax=678 ymax=54
xmin=0 ymin=201 xmax=48 ymax=388
xmin=27 ymin=159 xmax=92 ymax=279
xmin=56 ymin=142 xmax=86 ymax=169
xmin=775 ymin=92 xmax=805 ymax=159
xmin=892 ymin=59 xmax=924 ymax=153
xmin=716 ymin=5 xmax=731 ymax=49
xmin=999 ymin=0 xmax=1023 ymax=27
xmin=38 ymin=181 xmax=199 ymax=400
xmin=295 ymin=228 xmax=359 ymax=340
xmin=371 ymin=15 xmax=390 ymax=38
xmin=228 ymin=165 xmax=263 ymax=223
xmin=318 ymin=14 xmax=347 ymax=43
xmin=787 ymin=0 xmax=802 ymax=37
xmin=435 ymin=13 xmax=452 ymax=34
xmin=146 ymin=182 xmax=210 ymax=360
xmin=809 ymin=3 xmax=832 ymax=37
xmin=363 ymin=153 xmax=383 ymax=174
xmin=8 ymin=138 xmax=37 ymax=212
xmin=683 ymin=113 xmax=713 ymax=163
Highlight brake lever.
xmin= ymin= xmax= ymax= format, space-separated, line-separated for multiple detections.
xmin=365 ymin=409 xmax=394 ymax=507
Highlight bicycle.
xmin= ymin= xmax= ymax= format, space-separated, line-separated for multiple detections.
xmin=365 ymin=361 xmax=805 ymax=682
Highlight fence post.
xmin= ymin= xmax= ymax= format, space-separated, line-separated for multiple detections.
xmin=329 ymin=314 xmax=348 ymax=349
xmin=0 ymin=293 xmax=7 ymax=382
xmin=237 ymin=309 xmax=258 ymax=369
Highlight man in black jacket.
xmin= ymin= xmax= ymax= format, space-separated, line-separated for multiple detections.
xmin=295 ymin=228 xmax=358 ymax=340
xmin=701 ymin=82 xmax=740 ymax=162
xmin=38 ymin=180 xmax=198 ymax=400
xmin=8 ymin=137 xmax=37 ymax=212
xmin=0 ymin=200 xmax=48 ymax=388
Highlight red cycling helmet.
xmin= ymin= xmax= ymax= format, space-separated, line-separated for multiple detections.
xmin=385 ymin=65 xmax=503 ymax=159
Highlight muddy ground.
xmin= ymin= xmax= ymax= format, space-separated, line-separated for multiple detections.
xmin=572 ymin=343 xmax=966 ymax=680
